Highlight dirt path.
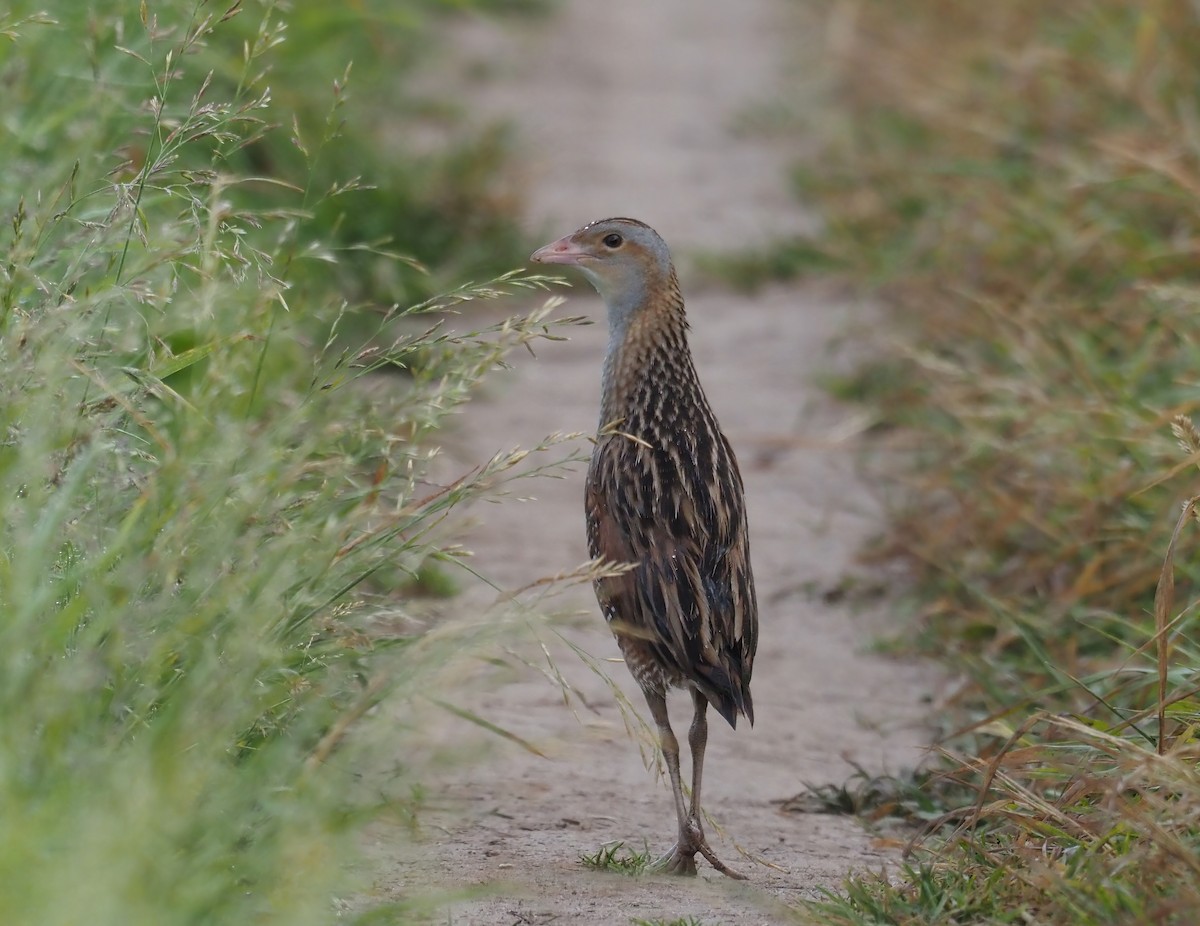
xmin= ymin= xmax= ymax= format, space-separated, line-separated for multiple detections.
xmin=372 ymin=2 xmax=934 ymax=923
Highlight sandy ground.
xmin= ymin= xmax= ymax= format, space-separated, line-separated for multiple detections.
xmin=367 ymin=1 xmax=936 ymax=923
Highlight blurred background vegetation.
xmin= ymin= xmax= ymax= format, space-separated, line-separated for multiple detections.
xmin=789 ymin=1 xmax=1200 ymax=923
xmin=0 ymin=1 xmax=563 ymax=923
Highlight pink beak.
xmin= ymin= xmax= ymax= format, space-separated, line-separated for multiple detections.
xmin=530 ymin=235 xmax=591 ymax=265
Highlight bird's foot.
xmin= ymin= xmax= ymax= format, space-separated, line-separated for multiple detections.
xmin=652 ymin=822 xmax=747 ymax=880
xmin=652 ymin=844 xmax=699 ymax=877
xmin=694 ymin=839 xmax=747 ymax=881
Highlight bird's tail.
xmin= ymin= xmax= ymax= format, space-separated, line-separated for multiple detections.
xmin=696 ymin=665 xmax=754 ymax=729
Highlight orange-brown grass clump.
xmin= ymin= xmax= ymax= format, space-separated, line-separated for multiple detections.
xmin=799 ymin=2 xmax=1200 ymax=923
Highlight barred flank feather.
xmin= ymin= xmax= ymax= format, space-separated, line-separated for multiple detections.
xmin=585 ymin=277 xmax=757 ymax=728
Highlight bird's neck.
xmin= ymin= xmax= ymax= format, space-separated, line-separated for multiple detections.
xmin=599 ymin=269 xmax=694 ymax=428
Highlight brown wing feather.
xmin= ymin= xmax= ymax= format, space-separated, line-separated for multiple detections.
xmin=585 ymin=425 xmax=757 ymax=729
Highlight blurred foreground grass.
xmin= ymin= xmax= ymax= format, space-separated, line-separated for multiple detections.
xmin=793 ymin=2 xmax=1200 ymax=923
xmin=0 ymin=2 xmax=571 ymax=923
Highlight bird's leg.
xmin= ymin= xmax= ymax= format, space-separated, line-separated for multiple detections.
xmin=688 ymin=688 xmax=708 ymax=821
xmin=684 ymin=689 xmax=746 ymax=880
xmin=643 ymin=688 xmax=698 ymax=876
xmin=643 ymin=689 xmax=746 ymax=880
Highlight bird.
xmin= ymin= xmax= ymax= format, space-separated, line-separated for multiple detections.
xmin=531 ymin=217 xmax=758 ymax=879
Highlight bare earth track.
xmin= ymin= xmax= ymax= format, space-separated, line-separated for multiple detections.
xmin=371 ymin=2 xmax=935 ymax=923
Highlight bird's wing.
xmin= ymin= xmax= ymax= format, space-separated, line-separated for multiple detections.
xmin=586 ymin=429 xmax=756 ymax=726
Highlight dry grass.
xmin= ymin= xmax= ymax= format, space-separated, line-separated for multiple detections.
xmin=796 ymin=1 xmax=1200 ymax=922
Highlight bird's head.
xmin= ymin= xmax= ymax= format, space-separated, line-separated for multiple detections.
xmin=530 ymin=217 xmax=674 ymax=309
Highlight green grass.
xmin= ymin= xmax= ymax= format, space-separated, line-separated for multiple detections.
xmin=789 ymin=1 xmax=1200 ymax=923
xmin=580 ymin=841 xmax=654 ymax=875
xmin=0 ymin=2 xmax=575 ymax=924
xmin=810 ymin=862 xmax=1026 ymax=926
xmin=632 ymin=918 xmax=712 ymax=926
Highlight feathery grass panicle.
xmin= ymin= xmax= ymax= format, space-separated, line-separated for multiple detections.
xmin=797 ymin=1 xmax=1200 ymax=922
xmin=1171 ymin=414 xmax=1200 ymax=466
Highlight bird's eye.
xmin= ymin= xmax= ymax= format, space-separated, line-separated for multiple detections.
xmin=602 ymin=233 xmax=623 ymax=248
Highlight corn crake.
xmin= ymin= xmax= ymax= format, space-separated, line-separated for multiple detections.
xmin=532 ymin=217 xmax=758 ymax=879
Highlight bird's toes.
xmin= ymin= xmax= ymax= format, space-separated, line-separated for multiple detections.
xmin=696 ymin=841 xmax=748 ymax=881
